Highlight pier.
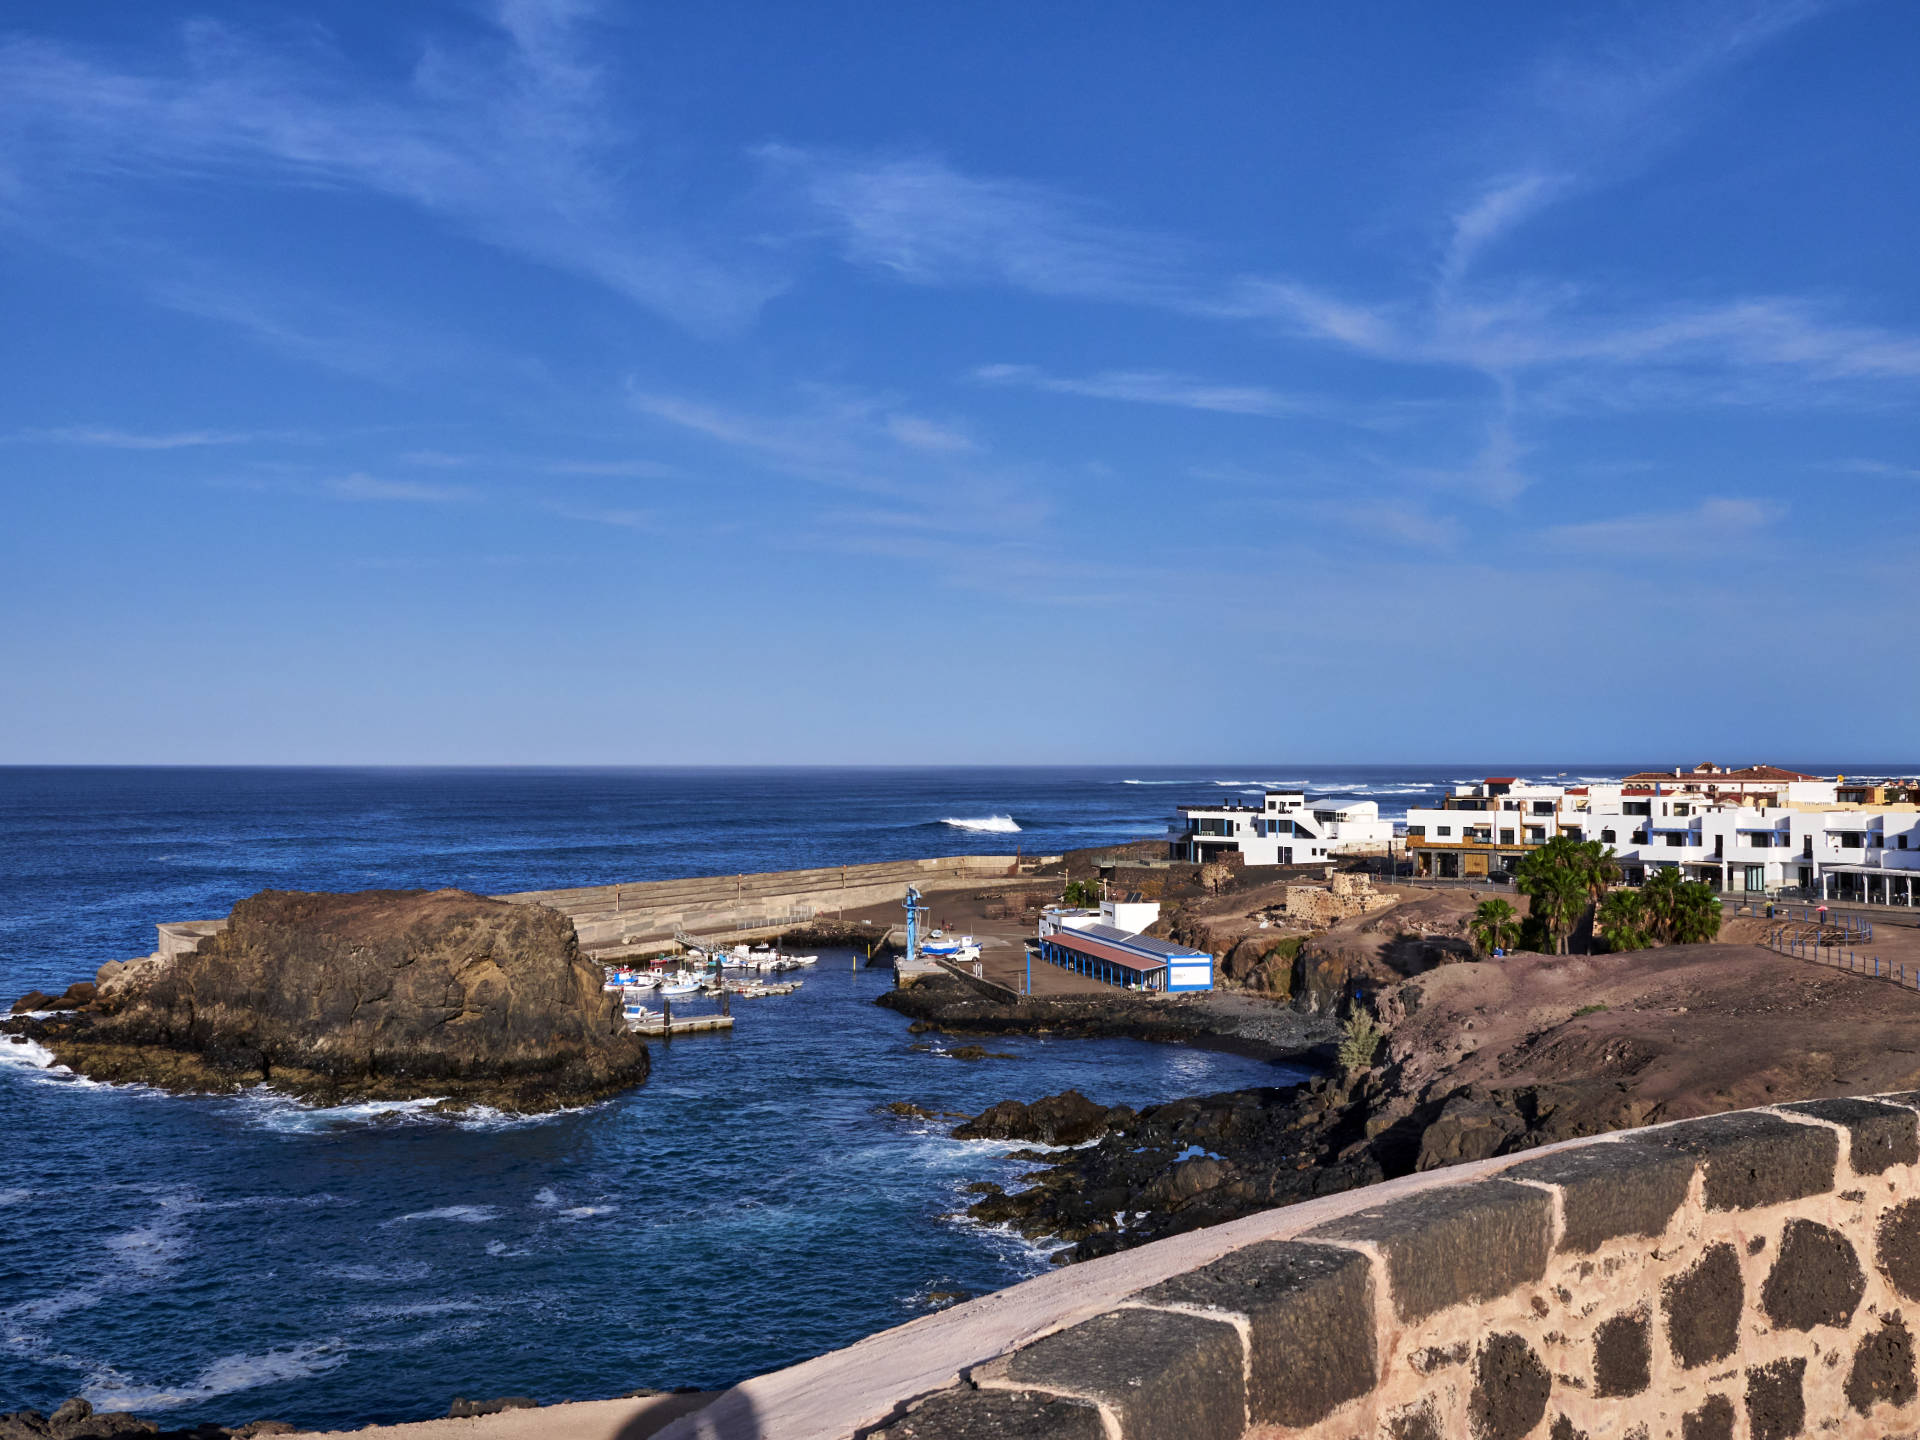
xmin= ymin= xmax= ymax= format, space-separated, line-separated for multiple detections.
xmin=626 ymin=1013 xmax=735 ymax=1037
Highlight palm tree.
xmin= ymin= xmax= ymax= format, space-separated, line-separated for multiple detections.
xmin=1596 ymin=889 xmax=1650 ymax=952
xmin=1640 ymin=866 xmax=1686 ymax=943
xmin=1671 ymin=882 xmax=1724 ymax=945
xmin=1577 ymin=840 xmax=1621 ymax=905
xmin=1516 ymin=836 xmax=1593 ymax=954
xmin=1470 ymin=898 xmax=1521 ymax=956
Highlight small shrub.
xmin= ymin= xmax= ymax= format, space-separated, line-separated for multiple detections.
xmin=1338 ymin=1008 xmax=1384 ymax=1073
xmin=1572 ymin=1003 xmax=1608 ymax=1017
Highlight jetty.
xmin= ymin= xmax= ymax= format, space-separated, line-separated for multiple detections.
xmin=625 ymin=1012 xmax=735 ymax=1038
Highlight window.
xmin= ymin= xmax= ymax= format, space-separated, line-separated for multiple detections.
xmin=1407 ymin=825 xmax=1426 ymax=839
xmin=1500 ymin=828 xmax=1515 ymax=844
xmin=1872 ymin=834 xmax=1884 ymax=848
xmin=1840 ymin=833 xmax=1864 ymax=850
xmin=1666 ymin=833 xmax=1684 ymax=847
xmin=1564 ymin=827 xmax=1583 ymax=841
xmin=1601 ymin=828 xmax=1616 ymax=844
xmin=1437 ymin=825 xmax=1452 ymax=838
xmin=1502 ymin=800 xmax=1519 ymax=811
xmin=1674 ymin=803 xmax=1691 ymax=816
xmin=1527 ymin=827 xmax=1546 ymax=842
xmin=1746 ymin=866 xmax=1766 ymax=891
xmin=1624 ymin=801 xmax=1651 ymax=816
xmin=1902 ymin=836 xmax=1911 ymax=851
xmin=1531 ymin=801 xmax=1554 ymax=815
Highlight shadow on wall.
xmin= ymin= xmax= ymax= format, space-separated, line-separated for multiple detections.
xmin=632 ymin=1391 xmax=761 ymax=1440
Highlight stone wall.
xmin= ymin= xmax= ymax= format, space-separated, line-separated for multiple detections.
xmin=1284 ymin=872 xmax=1398 ymax=927
xmin=657 ymin=1095 xmax=1920 ymax=1440
xmin=502 ymin=855 xmax=1023 ymax=953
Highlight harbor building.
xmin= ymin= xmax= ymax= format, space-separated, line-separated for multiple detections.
xmin=1035 ymin=899 xmax=1214 ymax=992
xmin=1168 ymin=789 xmax=1393 ymax=866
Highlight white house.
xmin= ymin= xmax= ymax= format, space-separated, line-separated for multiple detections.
xmin=1406 ymin=766 xmax=1920 ymax=904
xmin=1167 ymin=789 xmax=1394 ymax=866
xmin=1034 ymin=898 xmax=1213 ymax=991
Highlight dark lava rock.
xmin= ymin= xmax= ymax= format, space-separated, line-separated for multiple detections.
xmin=447 ymin=1397 xmax=538 ymax=1419
xmin=4 ymin=889 xmax=649 ymax=1112
xmin=878 ymin=974 xmax=1227 ymax=1047
xmin=952 ymin=1090 xmax=1128 ymax=1146
xmin=9 ymin=983 xmax=94 ymax=1015
xmin=964 ymin=1082 xmax=1381 ymax=1262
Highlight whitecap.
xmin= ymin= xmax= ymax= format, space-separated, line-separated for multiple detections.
xmin=557 ymin=1205 xmax=618 ymax=1220
xmin=940 ymin=815 xmax=1021 ymax=834
xmin=85 ymin=1342 xmax=346 ymax=1411
xmin=484 ymin=1240 xmax=531 ymax=1258
xmin=533 ymin=1187 xmax=562 ymax=1207
xmin=103 ymin=1221 xmax=187 ymax=1279
xmin=383 ymin=1205 xmax=499 ymax=1226
xmin=0 ymin=1187 xmax=31 ymax=1205
xmin=1 ymin=1035 xmax=64 ymax=1072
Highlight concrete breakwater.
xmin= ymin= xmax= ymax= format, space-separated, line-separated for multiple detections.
xmin=145 ymin=854 xmax=1036 ymax=964
xmin=643 ymin=1094 xmax=1920 ymax=1439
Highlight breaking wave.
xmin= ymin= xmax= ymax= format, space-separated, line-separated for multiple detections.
xmin=940 ymin=815 xmax=1021 ymax=833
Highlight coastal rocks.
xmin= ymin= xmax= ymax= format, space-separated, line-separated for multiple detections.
xmin=446 ymin=1398 xmax=537 ymax=1419
xmin=4 ymin=888 xmax=649 ymax=1112
xmin=952 ymin=1090 xmax=1131 ymax=1146
xmin=0 ymin=1401 xmax=293 ymax=1440
xmin=876 ymin=973 xmax=1219 ymax=1046
xmin=964 ymin=1082 xmax=1384 ymax=1261
xmin=9 ymin=982 xmax=95 ymax=1014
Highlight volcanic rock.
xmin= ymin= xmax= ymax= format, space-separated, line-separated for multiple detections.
xmin=952 ymin=1089 xmax=1130 ymax=1146
xmin=5 ymin=888 xmax=648 ymax=1112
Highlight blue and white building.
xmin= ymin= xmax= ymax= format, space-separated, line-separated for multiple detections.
xmin=1035 ymin=899 xmax=1214 ymax=992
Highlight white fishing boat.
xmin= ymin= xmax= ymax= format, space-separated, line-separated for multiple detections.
xmin=919 ymin=934 xmax=980 ymax=961
xmin=657 ymin=974 xmax=701 ymax=997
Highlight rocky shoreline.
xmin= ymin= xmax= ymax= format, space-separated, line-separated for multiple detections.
xmin=876 ymin=972 xmax=1341 ymax=1062
xmin=3 ymin=888 xmax=650 ymax=1113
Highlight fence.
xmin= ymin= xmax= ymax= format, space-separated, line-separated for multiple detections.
xmin=1759 ymin=911 xmax=1918 ymax=990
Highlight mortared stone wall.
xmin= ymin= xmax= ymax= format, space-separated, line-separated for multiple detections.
xmin=861 ymin=1095 xmax=1920 ymax=1440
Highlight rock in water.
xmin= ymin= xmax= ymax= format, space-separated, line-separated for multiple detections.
xmin=14 ymin=889 xmax=648 ymax=1111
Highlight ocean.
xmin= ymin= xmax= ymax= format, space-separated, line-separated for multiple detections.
xmin=0 ymin=764 xmax=1641 ymax=1426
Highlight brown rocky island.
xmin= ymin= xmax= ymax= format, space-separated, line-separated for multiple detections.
xmin=3 ymin=888 xmax=648 ymax=1112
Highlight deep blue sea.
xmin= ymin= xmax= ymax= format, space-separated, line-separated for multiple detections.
xmin=0 ymin=763 xmax=1709 ymax=1425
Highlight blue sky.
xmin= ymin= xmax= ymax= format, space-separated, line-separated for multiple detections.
xmin=3 ymin=1 xmax=1917 ymax=764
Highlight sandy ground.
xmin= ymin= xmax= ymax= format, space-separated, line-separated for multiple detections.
xmin=282 ymin=1393 xmax=715 ymax=1440
xmin=1385 ymin=925 xmax=1920 ymax=1117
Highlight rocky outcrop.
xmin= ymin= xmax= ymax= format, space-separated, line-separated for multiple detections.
xmin=9 ymin=982 xmax=95 ymax=1015
xmin=0 ymin=1398 xmax=294 ymax=1440
xmin=4 ymin=889 xmax=649 ymax=1112
xmin=962 ymin=1080 xmax=1384 ymax=1260
xmin=952 ymin=1090 xmax=1132 ymax=1146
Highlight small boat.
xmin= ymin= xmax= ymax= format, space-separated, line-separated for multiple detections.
xmin=621 ymin=1001 xmax=655 ymax=1023
xmin=657 ymin=975 xmax=700 ymax=997
xmin=920 ymin=934 xmax=980 ymax=961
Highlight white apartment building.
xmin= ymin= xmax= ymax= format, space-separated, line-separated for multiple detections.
xmin=1168 ymin=789 xmax=1394 ymax=866
xmin=1406 ymin=765 xmax=1920 ymax=904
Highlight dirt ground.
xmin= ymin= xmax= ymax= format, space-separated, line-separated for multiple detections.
xmin=1382 ymin=921 xmax=1920 ymax=1120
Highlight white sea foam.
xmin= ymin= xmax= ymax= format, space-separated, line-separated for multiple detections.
xmin=383 ymin=1205 xmax=499 ymax=1225
xmin=322 ymin=1261 xmax=433 ymax=1283
xmin=85 ymin=1342 xmax=346 ymax=1411
xmin=103 ymin=1219 xmax=188 ymax=1279
xmin=0 ymin=1187 xmax=31 ymax=1205
xmin=484 ymin=1240 xmax=531 ymax=1257
xmin=557 ymin=1204 xmax=618 ymax=1220
xmin=533 ymin=1186 xmax=562 ymax=1207
xmin=1 ymin=1035 xmax=64 ymax=1071
xmin=941 ymin=814 xmax=1021 ymax=833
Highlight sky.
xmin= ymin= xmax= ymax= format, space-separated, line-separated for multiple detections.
xmin=2 ymin=0 xmax=1917 ymax=764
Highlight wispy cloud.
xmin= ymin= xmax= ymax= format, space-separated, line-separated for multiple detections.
xmin=1830 ymin=459 xmax=1920 ymax=481
xmin=328 ymin=473 xmax=475 ymax=503
xmin=0 ymin=2 xmax=777 ymax=335
xmin=1543 ymin=495 xmax=1781 ymax=554
xmin=972 ymin=364 xmax=1329 ymax=421
xmin=760 ymin=144 xmax=1183 ymax=305
xmin=23 ymin=426 xmax=263 ymax=450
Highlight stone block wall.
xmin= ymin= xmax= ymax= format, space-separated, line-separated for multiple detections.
xmin=865 ymin=1096 xmax=1920 ymax=1440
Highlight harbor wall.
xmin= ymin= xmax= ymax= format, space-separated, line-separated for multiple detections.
xmin=498 ymin=855 xmax=1028 ymax=953
xmin=654 ymin=1094 xmax=1920 ymax=1440
xmin=144 ymin=856 xmax=1035 ymax=963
